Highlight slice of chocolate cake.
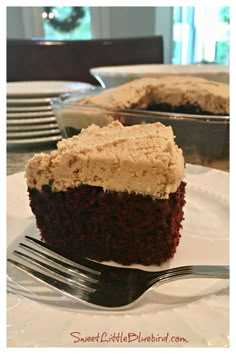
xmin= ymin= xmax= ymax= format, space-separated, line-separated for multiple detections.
xmin=78 ymin=76 xmax=229 ymax=116
xmin=25 ymin=121 xmax=186 ymax=266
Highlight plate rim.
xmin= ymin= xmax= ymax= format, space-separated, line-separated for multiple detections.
xmin=7 ymin=134 xmax=62 ymax=145
xmin=7 ymin=80 xmax=94 ymax=97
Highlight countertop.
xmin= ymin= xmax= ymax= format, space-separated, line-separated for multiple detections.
xmin=7 ymin=145 xmax=55 ymax=176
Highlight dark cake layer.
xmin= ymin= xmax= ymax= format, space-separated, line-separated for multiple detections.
xmin=28 ymin=182 xmax=186 ymax=266
xmin=147 ymin=103 xmax=224 ymax=115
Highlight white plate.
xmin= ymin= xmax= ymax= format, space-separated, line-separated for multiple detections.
xmin=7 ymin=117 xmax=57 ymax=125
xmin=6 ymin=164 xmax=229 ymax=347
xmin=7 ymin=123 xmax=59 ymax=132
xmin=7 ymin=135 xmax=62 ymax=146
xmin=7 ymin=129 xmax=61 ymax=138
xmin=7 ymin=97 xmax=52 ymax=105
xmin=7 ymin=111 xmax=56 ymax=118
xmin=7 ymin=105 xmax=52 ymax=112
xmin=7 ymin=81 xmax=93 ymax=97
xmin=90 ymin=64 xmax=229 ymax=87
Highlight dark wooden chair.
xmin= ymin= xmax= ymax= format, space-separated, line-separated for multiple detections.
xmin=7 ymin=36 xmax=163 ymax=85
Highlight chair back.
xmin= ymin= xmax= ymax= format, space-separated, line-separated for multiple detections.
xmin=7 ymin=36 xmax=163 ymax=85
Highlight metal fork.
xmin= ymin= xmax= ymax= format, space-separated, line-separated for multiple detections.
xmin=7 ymin=236 xmax=229 ymax=310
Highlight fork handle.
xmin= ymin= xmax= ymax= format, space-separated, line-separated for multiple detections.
xmin=148 ymin=265 xmax=229 ymax=286
xmin=191 ymin=265 xmax=229 ymax=279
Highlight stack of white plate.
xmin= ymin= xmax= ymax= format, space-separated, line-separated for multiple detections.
xmin=7 ymin=81 xmax=93 ymax=147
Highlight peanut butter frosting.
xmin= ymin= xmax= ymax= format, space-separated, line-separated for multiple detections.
xmin=78 ymin=76 xmax=229 ymax=115
xmin=25 ymin=121 xmax=185 ymax=199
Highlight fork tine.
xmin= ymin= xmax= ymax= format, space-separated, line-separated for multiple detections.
xmin=24 ymin=236 xmax=102 ymax=274
xmin=7 ymin=258 xmax=96 ymax=306
xmin=12 ymin=249 xmax=98 ymax=290
xmin=18 ymin=243 xmax=100 ymax=282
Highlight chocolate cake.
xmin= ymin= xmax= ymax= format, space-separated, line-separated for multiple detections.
xmin=78 ymin=76 xmax=229 ymax=115
xmin=25 ymin=121 xmax=186 ymax=266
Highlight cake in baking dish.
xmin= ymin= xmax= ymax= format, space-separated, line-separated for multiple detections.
xmin=25 ymin=121 xmax=186 ymax=265
xmin=78 ymin=76 xmax=229 ymax=115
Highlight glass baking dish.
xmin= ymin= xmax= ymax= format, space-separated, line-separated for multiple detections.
xmin=51 ymin=89 xmax=229 ymax=171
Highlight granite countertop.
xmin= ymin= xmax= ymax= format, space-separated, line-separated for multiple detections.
xmin=7 ymin=146 xmax=54 ymax=176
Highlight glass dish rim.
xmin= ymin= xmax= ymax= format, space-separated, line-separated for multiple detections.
xmin=51 ymin=97 xmax=230 ymax=124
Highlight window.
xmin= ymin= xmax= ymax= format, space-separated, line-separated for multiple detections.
xmin=42 ymin=6 xmax=92 ymax=40
xmin=172 ymin=6 xmax=229 ymax=65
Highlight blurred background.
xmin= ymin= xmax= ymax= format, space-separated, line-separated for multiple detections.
xmin=7 ymin=6 xmax=230 ymax=65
